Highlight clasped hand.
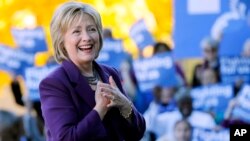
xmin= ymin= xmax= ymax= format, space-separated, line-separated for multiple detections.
xmin=95 ymin=76 xmax=130 ymax=112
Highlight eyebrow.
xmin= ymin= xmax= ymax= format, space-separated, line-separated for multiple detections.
xmin=72 ymin=25 xmax=96 ymax=29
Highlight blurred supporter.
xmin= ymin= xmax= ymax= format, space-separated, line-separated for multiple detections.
xmin=143 ymin=86 xmax=177 ymax=141
xmin=120 ymin=58 xmax=137 ymax=100
xmin=0 ymin=108 xmax=45 ymax=141
xmin=103 ymin=28 xmax=139 ymax=108
xmin=10 ymin=75 xmax=45 ymax=140
xmin=103 ymin=28 xmax=113 ymax=39
xmin=157 ymin=119 xmax=192 ymax=141
xmin=200 ymin=68 xmax=225 ymax=124
xmin=10 ymin=75 xmax=43 ymax=123
xmin=0 ymin=110 xmax=23 ymax=141
xmin=241 ymin=38 xmax=250 ymax=57
xmin=192 ymin=37 xmax=220 ymax=87
xmin=153 ymin=42 xmax=187 ymax=87
xmin=173 ymin=120 xmax=192 ymax=141
xmin=22 ymin=97 xmax=45 ymax=141
xmin=200 ymin=68 xmax=219 ymax=86
xmin=221 ymin=93 xmax=250 ymax=128
xmin=154 ymin=95 xmax=216 ymax=139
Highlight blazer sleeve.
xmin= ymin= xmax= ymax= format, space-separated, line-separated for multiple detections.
xmin=108 ymin=67 xmax=146 ymax=141
xmin=39 ymin=77 xmax=106 ymax=141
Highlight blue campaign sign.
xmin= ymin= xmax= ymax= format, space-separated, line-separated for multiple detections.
xmin=220 ymin=56 xmax=250 ymax=84
xmin=25 ymin=65 xmax=58 ymax=101
xmin=129 ymin=19 xmax=155 ymax=50
xmin=0 ymin=44 xmax=34 ymax=75
xmin=173 ymin=0 xmax=250 ymax=59
xmin=219 ymin=22 xmax=250 ymax=57
xmin=232 ymin=85 xmax=250 ymax=123
xmin=190 ymin=84 xmax=233 ymax=117
xmin=132 ymin=52 xmax=178 ymax=92
xmin=97 ymin=38 xmax=128 ymax=69
xmin=11 ymin=27 xmax=48 ymax=54
xmin=192 ymin=128 xmax=229 ymax=141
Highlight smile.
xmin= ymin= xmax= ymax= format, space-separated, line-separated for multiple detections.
xmin=78 ymin=44 xmax=93 ymax=51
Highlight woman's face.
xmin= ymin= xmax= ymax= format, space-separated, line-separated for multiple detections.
xmin=203 ymin=46 xmax=217 ymax=61
xmin=63 ymin=13 xmax=100 ymax=67
xmin=201 ymin=69 xmax=217 ymax=86
xmin=160 ymin=87 xmax=175 ymax=104
xmin=174 ymin=121 xmax=192 ymax=141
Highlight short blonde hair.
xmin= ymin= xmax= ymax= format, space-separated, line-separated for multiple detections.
xmin=50 ymin=1 xmax=103 ymax=63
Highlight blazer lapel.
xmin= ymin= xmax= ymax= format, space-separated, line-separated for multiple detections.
xmin=62 ymin=60 xmax=95 ymax=108
xmin=94 ymin=61 xmax=110 ymax=84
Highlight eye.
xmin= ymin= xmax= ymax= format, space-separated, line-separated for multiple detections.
xmin=72 ymin=30 xmax=80 ymax=34
xmin=88 ymin=27 xmax=97 ymax=32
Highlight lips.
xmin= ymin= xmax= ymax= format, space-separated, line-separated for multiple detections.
xmin=78 ymin=44 xmax=93 ymax=51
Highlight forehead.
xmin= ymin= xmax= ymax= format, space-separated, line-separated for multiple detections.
xmin=71 ymin=12 xmax=96 ymax=27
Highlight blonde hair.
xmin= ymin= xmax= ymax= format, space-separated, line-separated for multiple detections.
xmin=50 ymin=1 xmax=103 ymax=63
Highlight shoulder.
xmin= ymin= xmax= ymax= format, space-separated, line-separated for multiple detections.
xmin=39 ymin=65 xmax=68 ymax=89
xmin=44 ymin=66 xmax=65 ymax=80
xmin=191 ymin=111 xmax=215 ymax=122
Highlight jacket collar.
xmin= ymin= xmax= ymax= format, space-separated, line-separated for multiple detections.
xmin=62 ymin=60 xmax=110 ymax=108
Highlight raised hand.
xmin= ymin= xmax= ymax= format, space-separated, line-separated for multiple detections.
xmin=93 ymin=81 xmax=110 ymax=119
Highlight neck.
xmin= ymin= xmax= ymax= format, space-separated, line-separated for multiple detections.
xmin=79 ymin=62 xmax=94 ymax=77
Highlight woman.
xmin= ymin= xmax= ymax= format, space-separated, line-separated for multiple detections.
xmin=39 ymin=1 xmax=145 ymax=141
xmin=192 ymin=37 xmax=220 ymax=87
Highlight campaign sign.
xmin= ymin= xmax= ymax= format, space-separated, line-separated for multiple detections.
xmin=97 ymin=38 xmax=128 ymax=69
xmin=132 ymin=52 xmax=178 ymax=92
xmin=173 ymin=0 xmax=250 ymax=59
xmin=220 ymin=56 xmax=250 ymax=84
xmin=11 ymin=27 xmax=48 ymax=53
xmin=232 ymin=85 xmax=250 ymax=124
xmin=0 ymin=44 xmax=34 ymax=75
xmin=25 ymin=65 xmax=58 ymax=101
xmin=192 ymin=128 xmax=229 ymax=141
xmin=129 ymin=19 xmax=155 ymax=50
xmin=190 ymin=84 xmax=233 ymax=116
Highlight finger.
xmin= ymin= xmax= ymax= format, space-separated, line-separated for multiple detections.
xmin=98 ymin=82 xmax=113 ymax=89
xmin=102 ymin=93 xmax=114 ymax=101
xmin=109 ymin=76 xmax=117 ymax=88
xmin=95 ymin=81 xmax=102 ymax=93
xmin=107 ymin=102 xmax=115 ymax=108
xmin=100 ymin=87 xmax=114 ymax=94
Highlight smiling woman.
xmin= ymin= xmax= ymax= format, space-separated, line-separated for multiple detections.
xmin=39 ymin=1 xmax=145 ymax=141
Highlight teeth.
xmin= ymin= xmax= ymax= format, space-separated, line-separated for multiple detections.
xmin=79 ymin=45 xmax=92 ymax=50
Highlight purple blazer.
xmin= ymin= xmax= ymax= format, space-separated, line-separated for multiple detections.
xmin=39 ymin=60 xmax=145 ymax=141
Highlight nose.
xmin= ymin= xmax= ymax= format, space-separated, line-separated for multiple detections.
xmin=81 ymin=31 xmax=91 ymax=42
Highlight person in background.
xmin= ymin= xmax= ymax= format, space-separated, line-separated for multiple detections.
xmin=143 ymin=86 xmax=177 ymax=141
xmin=200 ymin=68 xmax=219 ymax=86
xmin=102 ymin=28 xmax=137 ymax=101
xmin=153 ymin=42 xmax=187 ymax=87
xmin=241 ymin=38 xmax=250 ymax=57
xmin=10 ymin=75 xmax=43 ymax=123
xmin=222 ymin=91 xmax=250 ymax=128
xmin=173 ymin=120 xmax=192 ymax=141
xmin=192 ymin=37 xmax=220 ymax=87
xmin=199 ymin=67 xmax=224 ymax=124
xmin=39 ymin=1 xmax=145 ymax=141
xmin=154 ymin=95 xmax=215 ymax=139
xmin=22 ymin=97 xmax=45 ymax=141
xmin=157 ymin=119 xmax=192 ymax=141
xmin=0 ymin=110 xmax=23 ymax=141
